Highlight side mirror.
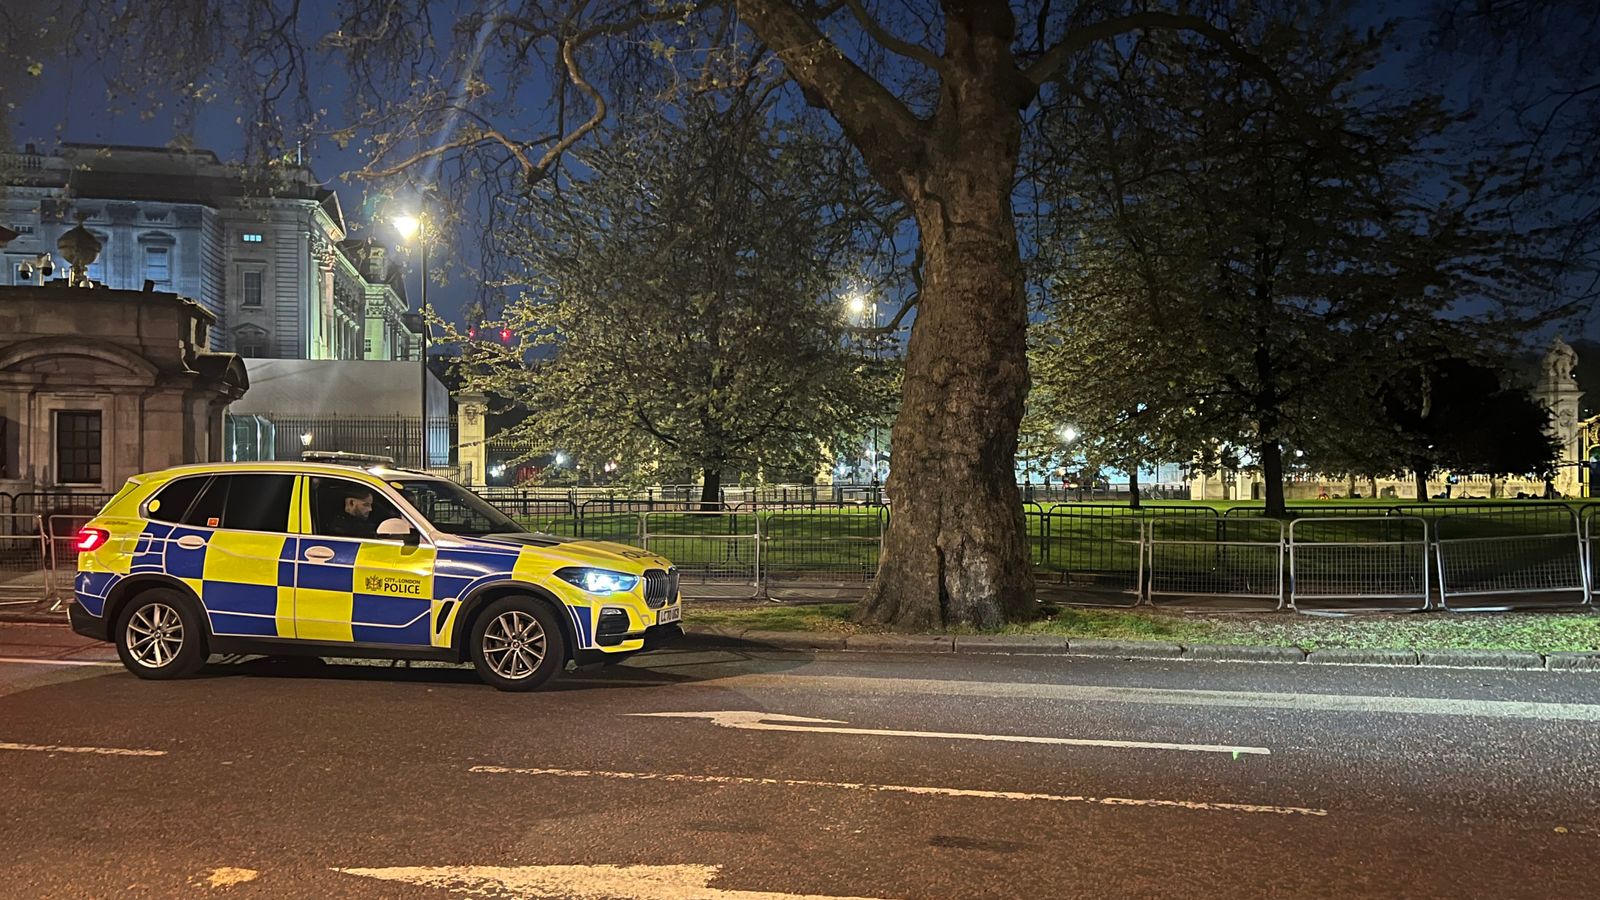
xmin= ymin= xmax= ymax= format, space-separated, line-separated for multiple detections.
xmin=376 ymin=517 xmax=419 ymax=546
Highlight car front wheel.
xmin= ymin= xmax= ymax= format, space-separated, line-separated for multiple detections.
xmin=469 ymin=597 xmax=566 ymax=691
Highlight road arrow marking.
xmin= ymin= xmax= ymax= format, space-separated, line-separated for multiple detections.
xmin=334 ymin=863 xmax=893 ymax=899
xmin=627 ymin=710 xmax=1270 ymax=755
xmin=469 ymin=764 xmax=1327 ymax=817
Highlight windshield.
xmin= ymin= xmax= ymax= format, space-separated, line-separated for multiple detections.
xmin=393 ymin=479 xmax=525 ymax=536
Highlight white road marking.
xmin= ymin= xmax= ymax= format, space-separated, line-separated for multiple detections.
xmin=677 ymin=673 xmax=1600 ymax=722
xmin=628 ymin=709 xmax=1270 ymax=755
xmin=469 ymin=764 xmax=1327 ymax=817
xmin=0 ymin=656 xmax=120 ymax=667
xmin=335 ymin=864 xmax=891 ymax=899
xmin=0 ymin=740 xmax=166 ymax=757
xmin=198 ymin=867 xmax=259 ymax=888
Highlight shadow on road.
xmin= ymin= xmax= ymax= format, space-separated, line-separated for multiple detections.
xmin=187 ymin=645 xmax=813 ymax=691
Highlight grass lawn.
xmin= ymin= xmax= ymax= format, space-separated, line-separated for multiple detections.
xmin=689 ymin=602 xmax=1600 ymax=652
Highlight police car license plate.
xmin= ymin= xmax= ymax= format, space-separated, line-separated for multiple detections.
xmin=658 ymin=605 xmax=682 ymax=625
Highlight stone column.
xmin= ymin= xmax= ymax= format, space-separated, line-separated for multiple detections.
xmin=457 ymin=393 xmax=488 ymax=486
xmin=1536 ymin=336 xmax=1584 ymax=497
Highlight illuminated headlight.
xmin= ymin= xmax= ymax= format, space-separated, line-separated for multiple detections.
xmin=556 ymin=567 xmax=640 ymax=594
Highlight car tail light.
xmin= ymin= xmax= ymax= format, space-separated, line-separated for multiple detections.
xmin=75 ymin=527 xmax=110 ymax=553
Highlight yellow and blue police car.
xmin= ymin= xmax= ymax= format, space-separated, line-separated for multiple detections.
xmin=67 ymin=459 xmax=683 ymax=690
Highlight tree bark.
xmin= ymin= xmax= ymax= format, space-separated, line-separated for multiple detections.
xmin=700 ymin=467 xmax=722 ymax=511
xmin=1127 ymin=463 xmax=1143 ymax=510
xmin=744 ymin=0 xmax=1037 ymax=628
xmin=1259 ymin=439 xmax=1287 ymax=517
xmin=1414 ymin=467 xmax=1430 ymax=502
xmin=853 ymin=9 xmax=1035 ymax=629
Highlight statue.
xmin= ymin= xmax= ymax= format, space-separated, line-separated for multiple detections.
xmin=1544 ymin=336 xmax=1579 ymax=383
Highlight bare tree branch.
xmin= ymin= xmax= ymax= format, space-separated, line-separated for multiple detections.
xmin=841 ymin=0 xmax=949 ymax=78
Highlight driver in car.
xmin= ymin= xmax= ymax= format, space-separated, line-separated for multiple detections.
xmin=326 ymin=486 xmax=378 ymax=538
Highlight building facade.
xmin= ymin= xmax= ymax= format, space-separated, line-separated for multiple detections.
xmin=0 ymin=144 xmax=418 ymax=362
xmin=0 ymin=271 xmax=247 ymax=497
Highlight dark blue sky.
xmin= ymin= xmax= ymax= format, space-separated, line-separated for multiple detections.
xmin=11 ymin=59 xmax=480 ymax=324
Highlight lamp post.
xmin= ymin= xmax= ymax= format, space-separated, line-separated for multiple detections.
xmin=394 ymin=213 xmax=428 ymax=469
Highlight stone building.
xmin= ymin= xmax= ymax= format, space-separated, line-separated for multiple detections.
xmin=0 ymin=143 xmax=418 ymax=362
xmin=0 ymin=225 xmax=247 ymax=496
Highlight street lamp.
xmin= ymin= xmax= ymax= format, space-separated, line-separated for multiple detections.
xmin=393 ymin=212 xmax=429 ymax=470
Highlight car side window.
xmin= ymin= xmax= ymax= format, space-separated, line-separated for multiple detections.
xmin=146 ymin=476 xmax=211 ymax=523
xmin=181 ymin=477 xmax=229 ymax=528
xmin=308 ymin=477 xmax=405 ymax=540
xmin=155 ymin=474 xmax=295 ymax=531
xmin=221 ymin=475 xmax=295 ymax=532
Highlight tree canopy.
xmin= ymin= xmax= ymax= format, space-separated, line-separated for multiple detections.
xmin=443 ymin=90 xmax=894 ymax=503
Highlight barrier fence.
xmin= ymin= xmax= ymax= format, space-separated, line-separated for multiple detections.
xmin=16 ymin=492 xmax=1600 ymax=612
xmin=1288 ymin=517 xmax=1430 ymax=612
xmin=0 ymin=514 xmax=49 ymax=606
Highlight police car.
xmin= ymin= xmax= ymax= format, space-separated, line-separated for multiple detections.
xmin=68 ymin=460 xmax=683 ymax=690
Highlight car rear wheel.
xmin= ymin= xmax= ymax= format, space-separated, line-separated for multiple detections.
xmin=114 ymin=589 xmax=208 ymax=679
xmin=470 ymin=597 xmax=566 ymax=691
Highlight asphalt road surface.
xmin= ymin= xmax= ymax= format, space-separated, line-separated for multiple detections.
xmin=2 ymin=621 xmax=1599 ymax=899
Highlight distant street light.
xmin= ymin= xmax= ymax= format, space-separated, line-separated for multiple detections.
xmin=554 ymin=452 xmax=568 ymax=466
xmin=393 ymin=209 xmax=430 ymax=469
xmin=1059 ymin=426 xmax=1079 ymax=444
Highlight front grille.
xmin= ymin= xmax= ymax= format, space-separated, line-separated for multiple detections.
xmin=643 ymin=568 xmax=678 ymax=609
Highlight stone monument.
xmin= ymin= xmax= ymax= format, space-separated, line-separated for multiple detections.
xmin=1537 ymin=336 xmax=1584 ymax=496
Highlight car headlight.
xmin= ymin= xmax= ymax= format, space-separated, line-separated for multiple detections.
xmin=556 ymin=567 xmax=640 ymax=595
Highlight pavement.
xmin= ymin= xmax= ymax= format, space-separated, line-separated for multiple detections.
xmin=2 ymin=620 xmax=1600 ymax=898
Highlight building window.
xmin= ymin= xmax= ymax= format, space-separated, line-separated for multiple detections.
xmin=55 ymin=411 xmax=102 ymax=485
xmin=236 ymin=332 xmax=268 ymax=358
xmin=143 ymin=245 xmax=170 ymax=287
xmin=241 ymin=233 xmax=264 ymax=243
xmin=242 ymin=270 xmax=263 ymax=307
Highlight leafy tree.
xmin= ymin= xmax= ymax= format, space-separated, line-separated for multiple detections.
xmin=442 ymin=92 xmax=891 ymax=506
xmin=1377 ymin=355 xmax=1559 ymax=501
xmin=1029 ymin=10 xmax=1570 ymax=516
xmin=1024 ymin=232 xmax=1197 ymax=509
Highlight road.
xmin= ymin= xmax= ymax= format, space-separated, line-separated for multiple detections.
xmin=1 ymin=620 xmax=1598 ymax=899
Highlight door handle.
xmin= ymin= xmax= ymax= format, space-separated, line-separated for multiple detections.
xmin=174 ymin=535 xmax=207 ymax=551
xmin=303 ymin=546 xmax=337 ymax=562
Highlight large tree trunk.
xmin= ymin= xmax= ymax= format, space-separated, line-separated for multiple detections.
xmin=1414 ymin=467 xmax=1430 ymax=502
xmin=700 ymin=467 xmax=722 ymax=511
xmin=747 ymin=0 xmax=1036 ymax=629
xmin=854 ymin=21 xmax=1034 ymax=629
xmin=1127 ymin=463 xmax=1143 ymax=510
xmin=1259 ymin=439 xmax=1287 ymax=517
xmin=856 ymin=190 xmax=1034 ymax=629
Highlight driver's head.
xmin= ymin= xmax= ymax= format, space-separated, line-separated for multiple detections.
xmin=343 ymin=488 xmax=374 ymax=519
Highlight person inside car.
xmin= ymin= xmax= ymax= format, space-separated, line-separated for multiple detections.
xmin=325 ymin=485 xmax=378 ymax=537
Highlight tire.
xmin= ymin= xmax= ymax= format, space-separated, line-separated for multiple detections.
xmin=469 ymin=597 xmax=567 ymax=691
xmin=114 ymin=588 xmax=208 ymax=679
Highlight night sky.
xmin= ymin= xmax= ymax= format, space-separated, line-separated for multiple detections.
xmin=9 ymin=1 xmax=1592 ymax=338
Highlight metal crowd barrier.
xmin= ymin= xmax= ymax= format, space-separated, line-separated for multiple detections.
xmin=1148 ymin=516 xmax=1285 ymax=610
xmin=640 ymin=510 xmax=762 ymax=599
xmin=760 ymin=509 xmax=882 ymax=587
xmin=1033 ymin=511 xmax=1144 ymax=607
xmin=1288 ymin=516 xmax=1430 ymax=612
xmin=0 ymin=514 xmax=50 ymax=607
xmin=1434 ymin=508 xmax=1588 ymax=611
